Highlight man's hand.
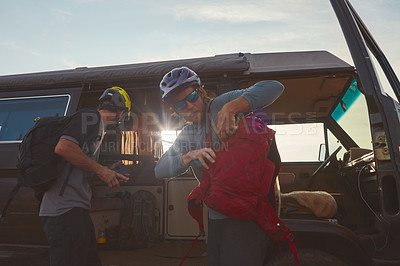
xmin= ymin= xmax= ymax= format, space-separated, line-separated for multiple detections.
xmin=96 ymin=166 xmax=130 ymax=188
xmin=55 ymin=139 xmax=129 ymax=188
xmin=110 ymin=161 xmax=122 ymax=170
xmin=182 ymin=148 xmax=216 ymax=169
xmin=215 ymin=96 xmax=250 ymax=142
xmin=216 ymin=106 xmax=238 ymax=142
xmin=110 ymin=161 xmax=131 ymax=177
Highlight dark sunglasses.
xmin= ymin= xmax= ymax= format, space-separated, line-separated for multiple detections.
xmin=173 ymin=90 xmax=200 ymax=111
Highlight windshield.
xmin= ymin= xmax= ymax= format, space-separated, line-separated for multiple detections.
xmin=331 ymin=79 xmax=372 ymax=151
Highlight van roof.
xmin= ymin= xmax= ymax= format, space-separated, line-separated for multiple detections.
xmin=0 ymin=51 xmax=354 ymax=90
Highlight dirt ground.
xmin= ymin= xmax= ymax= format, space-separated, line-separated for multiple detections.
xmin=0 ymin=241 xmax=207 ymax=266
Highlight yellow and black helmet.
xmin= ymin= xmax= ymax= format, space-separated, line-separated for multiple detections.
xmin=99 ymin=86 xmax=131 ymax=119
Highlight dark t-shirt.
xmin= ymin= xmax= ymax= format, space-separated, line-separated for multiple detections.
xmin=39 ymin=109 xmax=104 ymax=217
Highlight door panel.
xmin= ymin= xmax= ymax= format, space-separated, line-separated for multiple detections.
xmin=279 ymin=163 xmax=320 ymax=193
xmin=0 ymin=176 xmax=47 ymax=244
xmin=165 ymin=177 xmax=207 ymax=240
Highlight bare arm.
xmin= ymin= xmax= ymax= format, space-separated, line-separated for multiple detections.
xmin=55 ymin=138 xmax=129 ymax=188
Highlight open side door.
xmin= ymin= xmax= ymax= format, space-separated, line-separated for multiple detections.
xmin=331 ymin=0 xmax=400 ymax=233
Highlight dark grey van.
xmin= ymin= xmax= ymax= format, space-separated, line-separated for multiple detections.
xmin=1 ymin=0 xmax=399 ymax=265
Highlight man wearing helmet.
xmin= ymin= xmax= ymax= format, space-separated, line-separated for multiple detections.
xmin=155 ymin=67 xmax=284 ymax=266
xmin=39 ymin=87 xmax=131 ymax=266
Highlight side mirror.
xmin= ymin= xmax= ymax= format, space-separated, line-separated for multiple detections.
xmin=318 ymin=143 xmax=326 ymax=161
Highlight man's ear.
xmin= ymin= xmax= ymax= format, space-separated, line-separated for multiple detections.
xmin=198 ymin=86 xmax=205 ymax=94
xmin=197 ymin=86 xmax=210 ymax=103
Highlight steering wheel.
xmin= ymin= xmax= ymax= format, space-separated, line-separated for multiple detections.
xmin=311 ymin=146 xmax=342 ymax=177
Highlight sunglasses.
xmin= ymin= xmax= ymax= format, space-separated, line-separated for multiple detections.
xmin=173 ymin=90 xmax=200 ymax=111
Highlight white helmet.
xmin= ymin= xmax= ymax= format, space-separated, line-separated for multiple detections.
xmin=159 ymin=66 xmax=201 ymax=101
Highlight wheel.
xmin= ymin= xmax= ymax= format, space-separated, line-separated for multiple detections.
xmin=311 ymin=146 xmax=342 ymax=177
xmin=265 ymin=248 xmax=348 ymax=266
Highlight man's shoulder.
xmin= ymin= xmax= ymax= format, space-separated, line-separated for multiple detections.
xmin=63 ymin=108 xmax=101 ymax=142
xmin=74 ymin=107 xmax=100 ymax=117
xmin=70 ymin=108 xmax=101 ymax=124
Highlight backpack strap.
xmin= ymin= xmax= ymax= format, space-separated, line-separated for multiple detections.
xmin=0 ymin=184 xmax=21 ymax=221
xmin=58 ymin=108 xmax=103 ymax=197
xmin=58 ymin=162 xmax=74 ymax=196
xmin=206 ymin=99 xmax=223 ymax=147
xmin=206 ymin=100 xmax=214 ymax=148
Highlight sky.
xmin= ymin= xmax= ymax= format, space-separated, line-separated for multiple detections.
xmin=1 ymin=0 xmax=399 ymax=85
xmin=1 ymin=0 xmax=399 ymax=161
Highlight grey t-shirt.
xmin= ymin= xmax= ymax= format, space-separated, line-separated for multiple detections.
xmin=39 ymin=109 xmax=104 ymax=217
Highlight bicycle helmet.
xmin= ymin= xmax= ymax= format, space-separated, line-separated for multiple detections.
xmin=99 ymin=86 xmax=131 ymax=120
xmin=160 ymin=66 xmax=201 ymax=102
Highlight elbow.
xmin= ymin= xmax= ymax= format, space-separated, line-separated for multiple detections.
xmin=154 ymin=158 xmax=180 ymax=179
xmin=274 ymin=80 xmax=285 ymax=95
xmin=258 ymin=80 xmax=284 ymax=96
xmin=154 ymin=166 xmax=161 ymax=179
xmin=54 ymin=138 xmax=76 ymax=157
xmin=154 ymin=163 xmax=166 ymax=179
xmin=263 ymin=80 xmax=285 ymax=102
xmin=248 ymin=80 xmax=285 ymax=110
xmin=54 ymin=142 xmax=65 ymax=156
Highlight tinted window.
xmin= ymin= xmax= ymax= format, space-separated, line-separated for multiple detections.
xmin=0 ymin=95 xmax=69 ymax=142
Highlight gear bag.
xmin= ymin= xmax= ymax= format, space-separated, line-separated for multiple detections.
xmin=131 ymin=190 xmax=158 ymax=245
xmin=185 ymin=103 xmax=299 ymax=265
xmin=0 ymin=108 xmax=99 ymax=220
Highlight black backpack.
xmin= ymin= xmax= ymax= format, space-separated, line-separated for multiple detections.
xmin=0 ymin=108 xmax=98 ymax=220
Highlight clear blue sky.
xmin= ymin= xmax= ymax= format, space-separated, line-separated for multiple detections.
xmin=1 ymin=0 xmax=399 ymax=88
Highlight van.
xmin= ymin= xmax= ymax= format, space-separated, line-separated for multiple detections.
xmin=1 ymin=0 xmax=399 ymax=265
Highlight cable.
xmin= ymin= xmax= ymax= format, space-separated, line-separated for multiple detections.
xmin=368 ymin=234 xmax=388 ymax=252
xmin=357 ymin=165 xmax=390 ymax=225
xmin=357 ymin=165 xmax=390 ymax=251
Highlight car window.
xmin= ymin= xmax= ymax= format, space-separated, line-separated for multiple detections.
xmin=160 ymin=124 xmax=326 ymax=163
xmin=0 ymin=95 xmax=70 ymax=142
xmin=271 ymin=123 xmax=325 ymax=162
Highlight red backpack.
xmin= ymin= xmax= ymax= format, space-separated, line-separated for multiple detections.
xmin=185 ymin=108 xmax=299 ymax=265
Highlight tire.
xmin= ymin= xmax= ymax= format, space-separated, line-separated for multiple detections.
xmin=265 ymin=248 xmax=348 ymax=266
